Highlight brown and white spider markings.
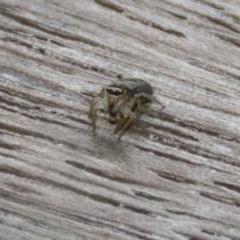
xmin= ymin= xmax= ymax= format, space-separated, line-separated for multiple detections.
xmin=88 ymin=78 xmax=164 ymax=138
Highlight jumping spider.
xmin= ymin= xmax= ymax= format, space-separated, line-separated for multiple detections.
xmin=88 ymin=78 xmax=164 ymax=138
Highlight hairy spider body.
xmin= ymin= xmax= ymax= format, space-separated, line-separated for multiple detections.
xmin=88 ymin=78 xmax=163 ymax=138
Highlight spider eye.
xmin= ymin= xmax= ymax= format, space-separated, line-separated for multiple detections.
xmin=107 ymin=88 xmax=123 ymax=96
xmin=114 ymin=90 xmax=120 ymax=96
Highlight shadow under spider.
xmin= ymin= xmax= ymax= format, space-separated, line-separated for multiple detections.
xmin=90 ymin=132 xmax=132 ymax=164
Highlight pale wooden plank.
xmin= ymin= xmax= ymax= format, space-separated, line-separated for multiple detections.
xmin=0 ymin=0 xmax=240 ymax=239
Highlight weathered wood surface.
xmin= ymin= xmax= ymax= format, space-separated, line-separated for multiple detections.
xmin=0 ymin=0 xmax=240 ymax=239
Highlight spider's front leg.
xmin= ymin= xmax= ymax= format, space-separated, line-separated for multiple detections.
xmin=88 ymin=98 xmax=103 ymax=132
xmin=117 ymin=95 xmax=144 ymax=138
xmin=114 ymin=100 xmax=139 ymax=138
xmin=88 ymin=90 xmax=108 ymax=132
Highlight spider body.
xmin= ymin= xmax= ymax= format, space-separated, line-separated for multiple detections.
xmin=88 ymin=78 xmax=163 ymax=138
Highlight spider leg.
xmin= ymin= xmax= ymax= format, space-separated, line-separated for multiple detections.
xmin=88 ymin=97 xmax=106 ymax=132
xmin=138 ymin=93 xmax=165 ymax=109
xmin=114 ymin=97 xmax=140 ymax=137
xmin=114 ymin=107 xmax=138 ymax=136
xmin=114 ymin=116 xmax=128 ymax=135
xmin=135 ymin=96 xmax=144 ymax=122
xmin=116 ymin=93 xmax=163 ymax=138
xmin=127 ymin=95 xmax=142 ymax=122
xmin=118 ymin=117 xmax=134 ymax=139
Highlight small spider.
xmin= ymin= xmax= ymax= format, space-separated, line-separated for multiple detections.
xmin=88 ymin=78 xmax=164 ymax=138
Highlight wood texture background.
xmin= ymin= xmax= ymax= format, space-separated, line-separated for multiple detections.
xmin=0 ymin=0 xmax=240 ymax=239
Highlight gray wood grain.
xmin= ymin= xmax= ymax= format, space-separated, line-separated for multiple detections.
xmin=0 ymin=0 xmax=240 ymax=239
